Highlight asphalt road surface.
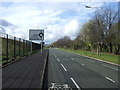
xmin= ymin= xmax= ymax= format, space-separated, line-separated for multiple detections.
xmin=43 ymin=48 xmax=119 ymax=90
xmin=2 ymin=49 xmax=48 ymax=89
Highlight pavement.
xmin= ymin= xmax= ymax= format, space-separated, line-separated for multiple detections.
xmin=43 ymin=48 xmax=120 ymax=90
xmin=2 ymin=49 xmax=48 ymax=90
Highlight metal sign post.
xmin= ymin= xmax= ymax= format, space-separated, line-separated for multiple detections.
xmin=41 ymin=40 xmax=42 ymax=54
xmin=39 ymin=33 xmax=44 ymax=54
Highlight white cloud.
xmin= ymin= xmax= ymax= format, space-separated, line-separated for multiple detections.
xmin=1 ymin=0 xmax=119 ymax=2
xmin=1 ymin=2 xmax=114 ymax=44
xmin=64 ymin=19 xmax=80 ymax=40
xmin=44 ymin=24 xmax=65 ymax=44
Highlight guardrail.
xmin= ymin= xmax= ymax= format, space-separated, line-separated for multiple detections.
xmin=0 ymin=33 xmax=41 ymax=65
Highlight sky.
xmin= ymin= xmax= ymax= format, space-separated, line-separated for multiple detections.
xmin=0 ymin=1 xmax=119 ymax=44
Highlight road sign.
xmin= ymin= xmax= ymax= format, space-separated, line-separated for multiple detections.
xmin=29 ymin=29 xmax=44 ymax=40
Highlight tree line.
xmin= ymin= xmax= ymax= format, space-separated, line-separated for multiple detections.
xmin=50 ymin=4 xmax=120 ymax=55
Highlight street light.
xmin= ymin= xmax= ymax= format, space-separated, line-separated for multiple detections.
xmin=85 ymin=5 xmax=102 ymax=56
xmin=85 ymin=6 xmax=92 ymax=8
xmin=85 ymin=5 xmax=97 ymax=9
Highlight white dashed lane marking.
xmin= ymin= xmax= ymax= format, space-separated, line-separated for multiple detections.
xmin=102 ymin=64 xmax=118 ymax=71
xmin=61 ymin=64 xmax=67 ymax=71
xmin=57 ymin=58 xmax=60 ymax=62
xmin=70 ymin=78 xmax=81 ymax=90
xmin=105 ymin=77 xmax=115 ymax=83
xmin=53 ymin=53 xmax=57 ymax=58
xmin=81 ymin=64 xmax=85 ymax=66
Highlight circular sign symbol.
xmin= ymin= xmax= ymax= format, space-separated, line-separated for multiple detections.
xmin=39 ymin=33 xmax=44 ymax=37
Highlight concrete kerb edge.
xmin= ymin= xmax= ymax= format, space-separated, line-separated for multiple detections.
xmin=39 ymin=50 xmax=48 ymax=89
xmin=59 ymin=49 xmax=120 ymax=67
xmin=79 ymin=54 xmax=120 ymax=67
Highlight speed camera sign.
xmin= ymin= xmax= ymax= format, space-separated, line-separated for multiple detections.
xmin=29 ymin=29 xmax=44 ymax=40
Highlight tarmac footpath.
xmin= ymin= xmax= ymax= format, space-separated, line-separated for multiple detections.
xmin=2 ymin=49 xmax=49 ymax=90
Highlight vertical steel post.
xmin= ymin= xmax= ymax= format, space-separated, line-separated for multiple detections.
xmin=31 ymin=40 xmax=32 ymax=54
xmin=6 ymin=34 xmax=8 ymax=61
xmin=14 ymin=37 xmax=16 ymax=59
xmin=23 ymin=39 xmax=24 ymax=56
xmin=19 ymin=38 xmax=21 ymax=57
xmin=26 ymin=40 xmax=27 ymax=56
xmin=41 ymin=40 xmax=42 ymax=54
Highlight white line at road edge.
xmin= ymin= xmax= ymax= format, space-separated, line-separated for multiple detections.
xmin=72 ymin=52 xmax=120 ymax=66
xmin=86 ymin=59 xmax=94 ymax=62
xmin=102 ymin=64 xmax=118 ymax=71
xmin=57 ymin=58 xmax=60 ymax=62
xmin=61 ymin=64 xmax=67 ymax=71
xmin=106 ymin=77 xmax=115 ymax=83
xmin=70 ymin=78 xmax=81 ymax=90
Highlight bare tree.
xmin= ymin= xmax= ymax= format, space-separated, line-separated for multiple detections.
xmin=93 ymin=6 xmax=118 ymax=53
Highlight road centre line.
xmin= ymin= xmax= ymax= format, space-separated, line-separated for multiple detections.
xmin=81 ymin=64 xmax=85 ymax=66
xmin=57 ymin=58 xmax=60 ymax=62
xmin=105 ymin=77 xmax=115 ymax=83
xmin=102 ymin=64 xmax=118 ymax=71
xmin=70 ymin=78 xmax=81 ymax=90
xmin=61 ymin=64 xmax=67 ymax=71
xmin=53 ymin=53 xmax=57 ymax=58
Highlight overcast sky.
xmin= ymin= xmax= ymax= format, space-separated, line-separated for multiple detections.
xmin=0 ymin=1 xmax=118 ymax=44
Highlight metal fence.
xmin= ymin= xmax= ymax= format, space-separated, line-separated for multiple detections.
xmin=0 ymin=33 xmax=41 ymax=65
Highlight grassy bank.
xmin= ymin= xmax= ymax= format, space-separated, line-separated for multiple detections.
xmin=59 ymin=48 xmax=120 ymax=65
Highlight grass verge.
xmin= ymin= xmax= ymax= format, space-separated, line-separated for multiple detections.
xmin=58 ymin=48 xmax=120 ymax=65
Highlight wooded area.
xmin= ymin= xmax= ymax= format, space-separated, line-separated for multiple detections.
xmin=51 ymin=4 xmax=120 ymax=55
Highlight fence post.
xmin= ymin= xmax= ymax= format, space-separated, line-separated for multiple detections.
xmin=23 ymin=39 xmax=24 ymax=56
xmin=31 ymin=40 xmax=32 ymax=54
xmin=19 ymin=38 xmax=21 ymax=57
xmin=26 ymin=40 xmax=27 ymax=56
xmin=6 ymin=34 xmax=8 ymax=62
xmin=14 ymin=37 xmax=16 ymax=59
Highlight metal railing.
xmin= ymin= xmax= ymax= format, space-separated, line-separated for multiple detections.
xmin=0 ymin=33 xmax=41 ymax=65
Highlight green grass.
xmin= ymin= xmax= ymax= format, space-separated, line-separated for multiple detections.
xmin=59 ymin=48 xmax=120 ymax=65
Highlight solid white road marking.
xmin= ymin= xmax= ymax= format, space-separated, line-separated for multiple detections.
xmin=81 ymin=64 xmax=85 ymax=66
xmin=70 ymin=78 xmax=81 ymax=90
xmin=71 ymin=58 xmax=74 ymax=60
xmin=61 ymin=64 xmax=67 ymax=71
xmin=57 ymin=58 xmax=60 ymax=62
xmin=102 ymin=64 xmax=118 ymax=71
xmin=105 ymin=77 xmax=115 ymax=83
xmin=86 ymin=59 xmax=94 ymax=62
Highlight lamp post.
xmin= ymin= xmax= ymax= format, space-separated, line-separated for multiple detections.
xmin=85 ymin=5 xmax=102 ymax=56
xmin=85 ymin=5 xmax=98 ymax=9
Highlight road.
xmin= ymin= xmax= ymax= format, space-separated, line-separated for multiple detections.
xmin=43 ymin=48 xmax=119 ymax=90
